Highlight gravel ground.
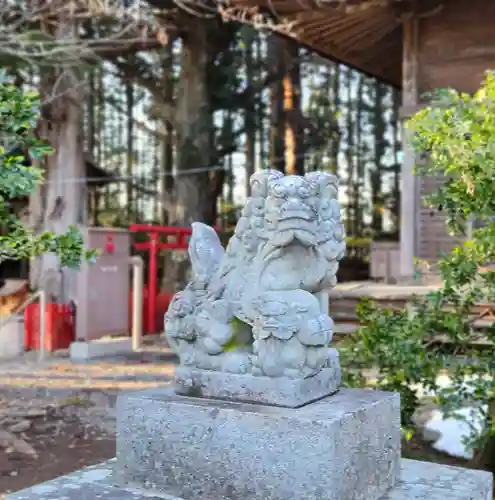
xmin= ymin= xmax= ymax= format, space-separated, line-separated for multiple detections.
xmin=0 ymin=341 xmax=177 ymax=496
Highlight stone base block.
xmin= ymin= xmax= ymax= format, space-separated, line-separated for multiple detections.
xmin=0 ymin=315 xmax=24 ymax=360
xmin=6 ymin=459 xmax=492 ymax=500
xmin=4 ymin=460 xmax=177 ymax=500
xmin=69 ymin=338 xmax=133 ymax=361
xmin=116 ymin=387 xmax=401 ymax=500
xmin=174 ymin=348 xmax=341 ymax=408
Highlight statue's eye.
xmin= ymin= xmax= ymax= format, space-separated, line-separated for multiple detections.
xmin=251 ymin=180 xmax=262 ymax=193
xmin=298 ymin=186 xmax=310 ymax=198
xmin=270 ymin=183 xmax=286 ymax=198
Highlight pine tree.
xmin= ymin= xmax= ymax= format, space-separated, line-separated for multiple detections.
xmin=390 ymin=87 xmax=401 ymax=234
xmin=371 ymin=80 xmax=387 ymax=235
xmin=344 ymin=67 xmax=355 ymax=236
xmin=283 ymin=40 xmax=304 ymax=175
xmin=268 ymin=35 xmax=285 ymax=172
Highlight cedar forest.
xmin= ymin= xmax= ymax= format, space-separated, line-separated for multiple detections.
xmin=0 ymin=3 xmax=401 ymax=243
xmin=1 ymin=0 xmax=495 ymax=480
xmin=88 ymin=33 xmax=402 ymax=237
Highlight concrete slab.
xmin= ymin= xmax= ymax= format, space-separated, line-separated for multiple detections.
xmin=116 ymin=387 xmax=401 ymax=500
xmin=0 ymin=315 xmax=24 ymax=360
xmin=70 ymin=338 xmax=134 ymax=361
xmin=383 ymin=458 xmax=493 ymax=500
xmin=329 ymin=282 xmax=441 ymax=300
xmin=4 ymin=460 xmax=176 ymax=499
xmin=5 ymin=458 xmax=492 ymax=500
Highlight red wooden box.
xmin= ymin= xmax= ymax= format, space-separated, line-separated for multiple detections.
xmin=24 ymin=303 xmax=75 ymax=351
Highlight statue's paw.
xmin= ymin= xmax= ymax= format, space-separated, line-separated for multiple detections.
xmin=259 ymin=360 xmax=285 ymax=378
xmin=297 ymin=314 xmax=333 ymax=347
xmin=194 ymin=352 xmax=222 ymax=371
xmin=305 ymin=346 xmax=329 ymax=371
xmin=178 ymin=343 xmax=196 ymax=366
xmin=220 ymin=351 xmax=252 ymax=374
xmin=283 ymin=368 xmax=305 ymax=379
xmin=199 ymin=337 xmax=224 ymax=355
xmin=210 ymin=324 xmax=234 ymax=346
xmin=251 ymin=366 xmax=263 ymax=376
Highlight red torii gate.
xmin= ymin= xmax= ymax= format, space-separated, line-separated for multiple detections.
xmin=129 ymin=224 xmax=192 ymax=335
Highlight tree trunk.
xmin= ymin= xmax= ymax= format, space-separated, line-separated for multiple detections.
xmin=244 ymin=27 xmax=256 ymax=196
xmin=391 ymin=87 xmax=401 ymax=233
xmin=125 ymin=77 xmax=134 ymax=222
xmin=161 ymin=40 xmax=175 ymax=225
xmin=268 ymin=35 xmax=285 ymax=172
xmin=225 ymin=111 xmax=235 ymax=208
xmin=283 ymin=40 xmax=304 ymax=175
xmin=86 ymin=68 xmax=98 ymax=226
xmin=256 ymin=35 xmax=267 ymax=169
xmin=371 ymin=80 xmax=386 ymax=235
xmin=344 ymin=67 xmax=355 ymax=236
xmin=353 ymin=73 xmax=365 ymax=236
xmin=29 ymin=19 xmax=86 ymax=303
xmin=329 ymin=63 xmax=341 ymax=173
xmin=174 ymin=18 xmax=212 ymax=225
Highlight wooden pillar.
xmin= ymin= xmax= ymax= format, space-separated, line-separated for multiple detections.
xmin=400 ymin=14 xmax=420 ymax=280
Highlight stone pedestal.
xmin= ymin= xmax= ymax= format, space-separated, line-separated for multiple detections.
xmin=5 ymin=388 xmax=493 ymax=500
xmin=5 ymin=458 xmax=493 ymax=500
xmin=116 ymin=387 xmax=400 ymax=500
xmin=174 ymin=348 xmax=341 ymax=408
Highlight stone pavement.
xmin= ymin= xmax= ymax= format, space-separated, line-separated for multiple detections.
xmin=329 ymin=281 xmax=441 ymax=300
xmin=0 ymin=342 xmax=177 ymax=438
xmin=5 ymin=447 xmax=492 ymax=500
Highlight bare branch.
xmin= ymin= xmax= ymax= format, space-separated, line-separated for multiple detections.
xmin=105 ymin=92 xmax=168 ymax=140
xmin=110 ymin=57 xmax=178 ymax=126
xmin=217 ymin=5 xmax=296 ymax=35
xmin=0 ymin=0 xmax=174 ymax=69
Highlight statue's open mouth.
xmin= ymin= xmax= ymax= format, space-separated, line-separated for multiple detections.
xmin=277 ymin=216 xmax=317 ymax=235
xmin=260 ymin=320 xmax=282 ymax=330
xmin=269 ymin=226 xmax=318 ymax=248
xmin=280 ymin=208 xmax=314 ymax=221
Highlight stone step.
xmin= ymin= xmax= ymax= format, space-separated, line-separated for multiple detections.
xmin=6 ymin=458 xmax=492 ymax=500
xmin=116 ymin=387 xmax=401 ymax=500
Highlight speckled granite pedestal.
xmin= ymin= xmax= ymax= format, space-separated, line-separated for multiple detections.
xmin=116 ymin=387 xmax=401 ymax=500
xmin=6 ymin=456 xmax=492 ymax=499
xmin=6 ymin=388 xmax=493 ymax=500
xmin=174 ymin=348 xmax=341 ymax=408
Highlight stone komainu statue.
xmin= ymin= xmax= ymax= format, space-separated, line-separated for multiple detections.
xmin=164 ymin=170 xmax=346 ymax=379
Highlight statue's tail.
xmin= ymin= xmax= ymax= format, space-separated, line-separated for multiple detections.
xmin=188 ymin=222 xmax=225 ymax=284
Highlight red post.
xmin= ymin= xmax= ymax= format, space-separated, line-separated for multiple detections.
xmin=129 ymin=224 xmax=218 ymax=335
xmin=148 ymin=232 xmax=159 ymax=334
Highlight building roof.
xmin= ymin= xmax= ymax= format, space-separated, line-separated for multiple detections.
xmin=221 ymin=0 xmax=408 ymax=87
xmin=7 ymin=146 xmax=116 ymax=188
xmin=84 ymin=155 xmax=117 ymax=187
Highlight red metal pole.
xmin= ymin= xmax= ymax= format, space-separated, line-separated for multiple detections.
xmin=148 ymin=232 xmax=159 ymax=334
xmin=130 ymin=224 xmax=192 ymax=236
xmin=129 ymin=224 xmax=219 ymax=334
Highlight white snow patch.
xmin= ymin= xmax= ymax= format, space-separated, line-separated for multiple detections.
xmin=29 ymin=484 xmax=58 ymax=495
xmin=79 ymin=467 xmax=112 ymax=482
xmin=424 ymin=406 xmax=486 ymax=460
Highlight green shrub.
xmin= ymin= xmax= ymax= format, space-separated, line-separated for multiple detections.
xmin=339 ymin=72 xmax=495 ymax=469
xmin=0 ymin=72 xmax=96 ymax=269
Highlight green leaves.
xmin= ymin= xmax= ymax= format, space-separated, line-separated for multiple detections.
xmin=341 ymin=71 xmax=495 ymax=454
xmin=408 ymin=72 xmax=495 ymax=234
xmin=0 ymin=70 xmax=91 ymax=269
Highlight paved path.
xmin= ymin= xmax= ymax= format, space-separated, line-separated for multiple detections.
xmin=330 ymin=281 xmax=441 ymax=300
xmin=0 ymin=343 xmax=178 ymax=436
